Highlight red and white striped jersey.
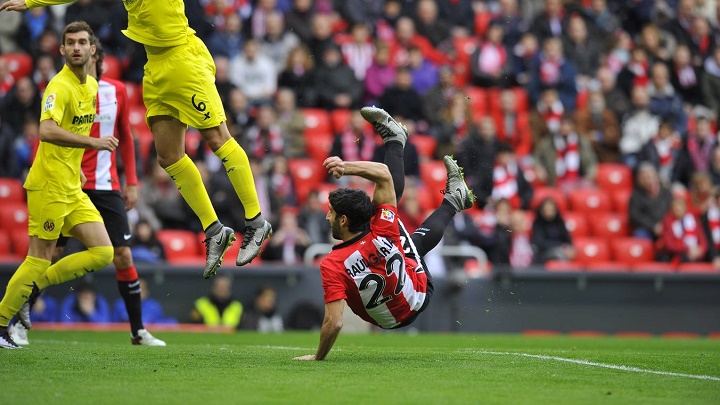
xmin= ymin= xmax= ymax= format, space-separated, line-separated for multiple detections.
xmin=82 ymin=78 xmax=138 ymax=191
xmin=321 ymin=204 xmax=428 ymax=329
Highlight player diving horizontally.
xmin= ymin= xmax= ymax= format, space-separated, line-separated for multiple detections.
xmin=0 ymin=22 xmax=116 ymax=349
xmin=10 ymin=39 xmax=165 ymax=347
xmin=294 ymin=107 xmax=475 ymax=361
xmin=0 ymin=0 xmax=273 ymax=278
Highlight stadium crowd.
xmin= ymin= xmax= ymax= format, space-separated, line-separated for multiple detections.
xmin=1 ymin=0 xmax=720 ymax=272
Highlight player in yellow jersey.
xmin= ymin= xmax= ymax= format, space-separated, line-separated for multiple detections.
xmin=0 ymin=21 xmax=118 ymax=349
xmin=1 ymin=0 xmax=274 ymax=278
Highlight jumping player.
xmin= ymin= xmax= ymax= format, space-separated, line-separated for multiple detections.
xmin=0 ymin=22 xmax=116 ymax=349
xmin=0 ymin=0 xmax=274 ymax=278
xmin=10 ymin=40 xmax=166 ymax=347
xmin=294 ymin=107 xmax=475 ymax=360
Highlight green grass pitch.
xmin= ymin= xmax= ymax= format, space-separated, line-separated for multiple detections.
xmin=3 ymin=331 xmax=720 ymax=405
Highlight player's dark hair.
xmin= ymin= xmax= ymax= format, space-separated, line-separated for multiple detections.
xmin=62 ymin=21 xmax=95 ymax=45
xmin=329 ymin=188 xmax=374 ymax=232
xmin=92 ymin=37 xmax=105 ymax=78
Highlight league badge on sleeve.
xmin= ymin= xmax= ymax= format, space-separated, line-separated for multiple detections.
xmin=380 ymin=208 xmax=395 ymax=223
xmin=44 ymin=94 xmax=56 ymax=112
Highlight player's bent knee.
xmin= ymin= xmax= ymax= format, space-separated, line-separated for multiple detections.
xmin=199 ymin=125 xmax=230 ymax=151
xmin=113 ymin=246 xmax=133 ymax=268
xmin=89 ymin=245 xmax=114 ymax=269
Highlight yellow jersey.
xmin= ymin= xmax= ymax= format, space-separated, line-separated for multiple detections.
xmin=25 ymin=65 xmax=98 ymax=194
xmin=25 ymin=0 xmax=195 ymax=47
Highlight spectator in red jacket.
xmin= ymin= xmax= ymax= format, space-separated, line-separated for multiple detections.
xmin=492 ymin=89 xmax=532 ymax=157
xmin=389 ymin=17 xmax=451 ymax=67
xmin=657 ymin=192 xmax=708 ymax=263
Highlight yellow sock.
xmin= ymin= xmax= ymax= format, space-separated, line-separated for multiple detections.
xmin=165 ymin=154 xmax=218 ymax=230
xmin=215 ymin=138 xmax=261 ymax=219
xmin=0 ymin=256 xmax=50 ymax=327
xmin=36 ymin=246 xmax=113 ymax=290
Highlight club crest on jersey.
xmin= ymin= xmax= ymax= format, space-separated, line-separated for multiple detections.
xmin=43 ymin=220 xmax=55 ymax=232
xmin=380 ymin=209 xmax=395 ymax=223
xmin=44 ymin=94 xmax=56 ymax=112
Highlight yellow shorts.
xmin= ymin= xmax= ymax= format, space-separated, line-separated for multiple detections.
xmin=27 ymin=186 xmax=103 ymax=240
xmin=143 ymin=35 xmax=227 ymax=129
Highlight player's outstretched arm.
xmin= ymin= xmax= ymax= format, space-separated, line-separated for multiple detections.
xmin=0 ymin=0 xmax=28 ymax=12
xmin=1 ymin=0 xmax=77 ymax=13
xmin=294 ymin=299 xmax=345 ymax=361
xmin=40 ymin=119 xmax=119 ymax=151
xmin=323 ymin=156 xmax=396 ymax=207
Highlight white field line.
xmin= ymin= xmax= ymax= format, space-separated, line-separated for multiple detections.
xmin=467 ymin=350 xmax=720 ymax=382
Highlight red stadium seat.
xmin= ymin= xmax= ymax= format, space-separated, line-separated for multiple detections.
xmin=611 ymin=238 xmax=654 ymax=265
xmin=453 ymin=36 xmax=478 ymax=64
xmin=197 ymin=232 xmax=242 ymax=265
xmin=465 ymin=86 xmax=487 ymax=116
xmin=677 ymin=263 xmax=719 ymax=274
xmin=545 ymin=260 xmax=583 ymax=272
xmin=128 ymin=105 xmax=148 ymax=131
xmin=330 ymin=109 xmax=352 ymax=133
xmin=302 ymin=108 xmax=332 ymax=137
xmin=568 ymin=188 xmax=612 ymax=214
xmin=288 ymin=158 xmax=326 ymax=204
xmin=9 ymin=228 xmax=28 ymax=257
xmin=0 ymin=202 xmax=28 ymax=232
xmin=612 ymin=188 xmax=632 ymax=214
xmin=632 ymin=262 xmax=676 ymax=273
xmin=589 ymin=212 xmax=629 ymax=239
xmin=585 ymin=262 xmax=630 ymax=272
xmin=0 ymin=230 xmax=18 ymax=261
xmin=563 ymin=211 xmax=589 ymax=238
xmin=315 ymin=182 xmax=337 ymax=205
xmin=576 ymin=89 xmax=589 ymax=110
xmin=411 ymin=134 xmax=437 ymax=160
xmin=530 ymin=186 xmax=567 ymax=212
xmin=0 ymin=177 xmax=24 ymax=203
xmin=0 ymin=229 xmax=11 ymax=255
xmin=487 ymin=87 xmax=529 ymax=114
xmin=156 ymin=230 xmax=201 ymax=264
xmin=420 ymin=160 xmax=448 ymax=207
xmin=596 ymin=163 xmax=633 ymax=192
xmin=101 ymin=55 xmax=123 ymax=80
xmin=123 ymin=81 xmax=143 ymax=106
xmin=573 ymin=237 xmax=610 ymax=264
xmin=305 ymin=132 xmax=334 ymax=162
xmin=416 ymin=185 xmax=441 ymax=212
xmin=3 ymin=53 xmax=33 ymax=81
xmin=135 ymin=126 xmax=154 ymax=164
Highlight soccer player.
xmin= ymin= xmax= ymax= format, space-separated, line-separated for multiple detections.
xmin=294 ymin=107 xmax=475 ymax=361
xmin=0 ymin=21 xmax=117 ymax=349
xmin=10 ymin=40 xmax=166 ymax=347
xmin=1 ymin=0 xmax=274 ymax=278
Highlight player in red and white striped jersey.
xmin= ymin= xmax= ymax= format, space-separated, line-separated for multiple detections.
xmin=294 ymin=107 xmax=475 ymax=360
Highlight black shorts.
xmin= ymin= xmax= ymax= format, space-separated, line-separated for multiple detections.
xmin=56 ymin=190 xmax=131 ymax=248
xmin=390 ymin=221 xmax=434 ymax=329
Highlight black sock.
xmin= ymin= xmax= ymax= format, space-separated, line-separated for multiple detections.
xmin=204 ymin=221 xmax=223 ymax=239
xmin=410 ymin=200 xmax=457 ymax=257
xmin=383 ymin=141 xmax=406 ymax=203
xmin=117 ymin=279 xmax=144 ymax=335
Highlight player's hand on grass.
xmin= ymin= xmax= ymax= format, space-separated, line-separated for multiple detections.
xmin=93 ymin=136 xmax=119 ymax=151
xmin=293 ymin=355 xmax=316 ymax=361
xmin=123 ymin=184 xmax=138 ymax=211
xmin=324 ymin=156 xmax=345 ymax=179
xmin=0 ymin=0 xmax=28 ymax=12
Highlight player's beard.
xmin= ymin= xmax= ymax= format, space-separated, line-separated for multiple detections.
xmin=68 ymin=52 xmax=91 ymax=68
xmin=330 ymin=217 xmax=342 ymax=240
